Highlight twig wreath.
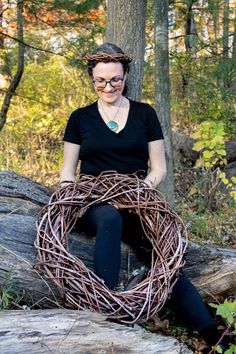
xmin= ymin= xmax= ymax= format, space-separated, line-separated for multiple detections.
xmin=35 ymin=172 xmax=187 ymax=324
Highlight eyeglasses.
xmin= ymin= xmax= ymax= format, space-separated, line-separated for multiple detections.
xmin=92 ymin=77 xmax=124 ymax=89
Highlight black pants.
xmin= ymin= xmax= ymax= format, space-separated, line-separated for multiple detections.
xmin=77 ymin=204 xmax=219 ymax=345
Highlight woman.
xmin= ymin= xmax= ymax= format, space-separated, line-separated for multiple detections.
xmin=60 ymin=42 xmax=224 ymax=350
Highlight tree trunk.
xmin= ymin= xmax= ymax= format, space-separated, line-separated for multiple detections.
xmin=0 ymin=0 xmax=12 ymax=90
xmin=184 ymin=0 xmax=197 ymax=52
xmin=182 ymin=0 xmax=198 ymax=98
xmin=222 ymin=0 xmax=229 ymax=62
xmin=0 ymin=309 xmax=193 ymax=354
xmin=208 ymin=0 xmax=220 ymax=56
xmin=0 ymin=171 xmax=235 ymax=308
xmin=154 ymin=0 xmax=174 ymax=205
xmin=0 ymin=0 xmax=24 ymax=132
xmin=106 ymin=0 xmax=147 ymax=101
xmin=219 ymin=0 xmax=230 ymax=92
xmin=230 ymin=10 xmax=236 ymax=95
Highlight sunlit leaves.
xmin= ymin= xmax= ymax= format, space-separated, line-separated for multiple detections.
xmin=192 ymin=121 xmax=227 ymax=166
xmin=0 ymin=55 xmax=96 ymax=185
xmin=192 ymin=120 xmax=236 ymax=201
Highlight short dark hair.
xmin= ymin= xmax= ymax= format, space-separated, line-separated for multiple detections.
xmin=87 ymin=42 xmax=131 ymax=77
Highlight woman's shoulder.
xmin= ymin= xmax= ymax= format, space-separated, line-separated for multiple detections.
xmin=129 ymin=99 xmax=155 ymax=113
xmin=70 ymin=101 xmax=97 ymax=117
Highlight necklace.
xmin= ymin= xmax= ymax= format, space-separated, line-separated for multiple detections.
xmin=99 ymin=97 xmax=124 ymax=132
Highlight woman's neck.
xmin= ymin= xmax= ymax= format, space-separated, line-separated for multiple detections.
xmin=98 ymin=96 xmax=128 ymax=109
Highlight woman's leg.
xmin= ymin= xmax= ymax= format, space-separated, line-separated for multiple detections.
xmin=78 ymin=208 xmax=221 ymax=346
xmin=77 ymin=204 xmax=123 ymax=290
xmin=122 ymin=212 xmax=221 ymax=346
xmin=121 ymin=211 xmax=152 ymax=265
xmin=170 ymin=273 xmax=220 ymax=346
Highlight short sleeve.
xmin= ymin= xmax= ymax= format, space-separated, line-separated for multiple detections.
xmin=63 ymin=110 xmax=81 ymax=145
xmin=146 ymin=104 xmax=164 ymax=142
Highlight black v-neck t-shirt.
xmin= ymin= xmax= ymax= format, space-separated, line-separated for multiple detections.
xmin=63 ymin=99 xmax=164 ymax=177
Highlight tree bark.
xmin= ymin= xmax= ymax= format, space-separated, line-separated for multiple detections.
xmin=184 ymin=0 xmax=197 ymax=52
xmin=0 ymin=0 xmax=24 ymax=131
xmin=230 ymin=9 xmax=236 ymax=94
xmin=182 ymin=0 xmax=198 ymax=98
xmin=0 ymin=0 xmax=12 ymax=90
xmin=208 ymin=0 xmax=220 ymax=56
xmin=106 ymin=0 xmax=147 ymax=101
xmin=219 ymin=0 xmax=230 ymax=91
xmin=222 ymin=0 xmax=229 ymax=62
xmin=0 ymin=309 xmax=193 ymax=354
xmin=0 ymin=171 xmax=235 ymax=308
xmin=154 ymin=0 xmax=174 ymax=205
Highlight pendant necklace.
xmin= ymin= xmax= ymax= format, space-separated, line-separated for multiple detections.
xmin=99 ymin=97 xmax=124 ymax=132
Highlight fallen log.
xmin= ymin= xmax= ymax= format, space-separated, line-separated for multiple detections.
xmin=0 ymin=309 xmax=193 ymax=353
xmin=0 ymin=171 xmax=235 ymax=308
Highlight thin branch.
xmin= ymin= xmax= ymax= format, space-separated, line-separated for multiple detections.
xmin=0 ymin=88 xmax=59 ymax=107
xmin=0 ymin=6 xmax=9 ymax=18
xmin=0 ymin=30 xmax=69 ymax=58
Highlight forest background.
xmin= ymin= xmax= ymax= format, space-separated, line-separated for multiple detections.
xmin=0 ymin=0 xmax=235 ymax=249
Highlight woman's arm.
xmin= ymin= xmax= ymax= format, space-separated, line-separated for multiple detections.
xmin=60 ymin=142 xmax=80 ymax=184
xmin=144 ymin=139 xmax=167 ymax=188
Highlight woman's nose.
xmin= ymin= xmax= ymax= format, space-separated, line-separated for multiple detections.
xmin=103 ymin=82 xmax=114 ymax=91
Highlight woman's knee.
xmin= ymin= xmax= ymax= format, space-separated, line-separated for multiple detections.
xmin=85 ymin=204 xmax=122 ymax=228
xmin=97 ymin=205 xmax=123 ymax=228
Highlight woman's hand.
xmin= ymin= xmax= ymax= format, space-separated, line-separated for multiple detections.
xmin=144 ymin=140 xmax=167 ymax=189
xmin=143 ymin=178 xmax=155 ymax=189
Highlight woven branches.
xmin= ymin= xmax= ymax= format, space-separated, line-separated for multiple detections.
xmin=35 ymin=172 xmax=187 ymax=324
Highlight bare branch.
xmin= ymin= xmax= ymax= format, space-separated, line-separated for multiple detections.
xmin=0 ymin=30 xmax=69 ymax=58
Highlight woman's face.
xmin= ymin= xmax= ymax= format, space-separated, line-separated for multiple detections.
xmin=92 ymin=62 xmax=126 ymax=105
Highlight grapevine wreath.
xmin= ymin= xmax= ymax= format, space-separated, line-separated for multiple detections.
xmin=35 ymin=172 xmax=187 ymax=324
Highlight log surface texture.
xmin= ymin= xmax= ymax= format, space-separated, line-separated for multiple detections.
xmin=0 ymin=309 xmax=193 ymax=354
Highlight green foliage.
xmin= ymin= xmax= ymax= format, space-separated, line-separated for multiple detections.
xmin=51 ymin=0 xmax=102 ymax=13
xmin=210 ymin=300 xmax=236 ymax=327
xmin=0 ymin=272 xmax=21 ymax=310
xmin=0 ymin=56 xmax=96 ymax=185
xmin=192 ymin=121 xmax=227 ymax=167
xmin=1 ymin=0 xmax=235 ymax=197
xmin=194 ymin=124 xmax=235 ymax=201
xmin=170 ymin=52 xmax=236 ymax=139
xmin=177 ymin=207 xmax=235 ymax=246
xmin=209 ymin=300 xmax=236 ymax=354
xmin=175 ymin=165 xmax=235 ymax=247
xmin=192 ymin=121 xmax=236 ymax=202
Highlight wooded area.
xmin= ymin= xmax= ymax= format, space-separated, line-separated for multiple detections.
xmin=0 ymin=0 xmax=235 ymax=353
